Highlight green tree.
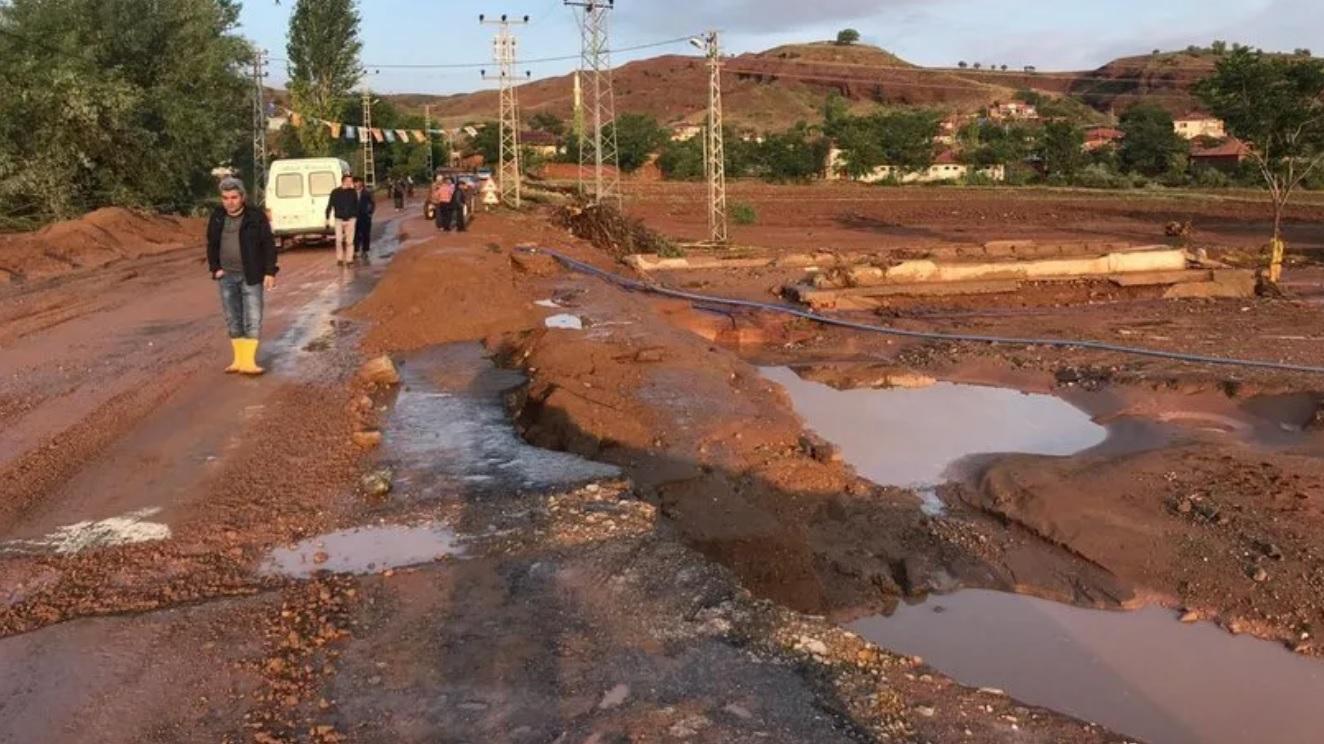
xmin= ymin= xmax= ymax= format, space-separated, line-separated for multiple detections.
xmin=1038 ymin=121 xmax=1085 ymax=178
xmin=604 ymin=113 xmax=668 ymax=173
xmin=0 ymin=0 xmax=250 ymax=225
xmin=960 ymin=122 xmax=1033 ymax=167
xmin=657 ymin=137 xmax=703 ymax=181
xmin=822 ymin=92 xmax=850 ymax=134
xmin=529 ymin=111 xmax=565 ymax=137
xmin=286 ymin=0 xmax=362 ymax=156
xmin=754 ymin=124 xmax=829 ymax=182
xmin=836 ymin=29 xmax=861 ymax=46
xmin=1197 ymin=46 xmax=1324 ymax=282
xmin=833 ymin=109 xmax=940 ymax=177
xmin=1118 ymin=103 xmax=1187 ymax=176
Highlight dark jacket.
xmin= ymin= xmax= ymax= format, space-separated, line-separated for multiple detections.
xmin=356 ymin=189 xmax=375 ymax=219
xmin=207 ymin=206 xmax=278 ymax=286
xmin=450 ymin=182 xmax=467 ymax=206
xmin=326 ymin=187 xmax=358 ymax=220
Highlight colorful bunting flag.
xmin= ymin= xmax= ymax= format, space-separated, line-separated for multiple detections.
xmin=328 ymin=121 xmax=342 ymax=139
xmin=412 ymin=130 xmax=426 ymax=143
xmin=384 ymin=130 xmax=396 ymax=143
xmin=345 ymin=125 xmax=357 ymax=141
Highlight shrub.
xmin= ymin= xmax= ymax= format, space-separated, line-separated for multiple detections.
xmin=730 ymin=202 xmax=758 ymax=225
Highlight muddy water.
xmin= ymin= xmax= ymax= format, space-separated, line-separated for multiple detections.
xmin=761 ymin=367 xmax=1107 ymax=489
xmin=262 ymin=523 xmax=464 ymax=579
xmin=852 ymin=590 xmax=1324 ymax=744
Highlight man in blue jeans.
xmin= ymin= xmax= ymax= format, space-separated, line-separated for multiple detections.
xmin=207 ymin=177 xmax=278 ymax=375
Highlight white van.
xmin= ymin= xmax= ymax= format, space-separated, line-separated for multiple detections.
xmin=265 ymin=157 xmax=352 ymax=247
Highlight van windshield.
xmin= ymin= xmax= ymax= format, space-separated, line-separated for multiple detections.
xmin=274 ymin=173 xmax=303 ymax=199
xmin=309 ymin=171 xmax=337 ymax=197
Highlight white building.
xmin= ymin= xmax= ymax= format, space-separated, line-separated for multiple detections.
xmin=826 ymin=148 xmax=1005 ymax=184
xmin=1174 ymin=114 xmax=1226 ymax=140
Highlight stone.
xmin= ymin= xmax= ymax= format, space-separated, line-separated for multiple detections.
xmin=914 ymin=705 xmax=937 ymax=718
xmin=351 ymin=430 xmax=383 ymax=449
xmin=798 ymin=636 xmax=829 ymax=656
xmin=723 ymin=703 xmax=754 ymax=720
xmin=598 ymin=683 xmax=630 ymax=710
xmin=360 ymin=468 xmax=394 ymax=497
xmin=1252 ymin=567 xmax=1270 ymax=583
xmin=1176 ymin=499 xmax=1193 ymax=515
xmin=634 ymin=348 xmax=665 ymax=363
xmin=1179 ymin=610 xmax=1200 ymax=624
xmin=357 ymin=356 xmax=400 ymax=386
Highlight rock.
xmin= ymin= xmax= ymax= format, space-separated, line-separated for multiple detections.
xmin=360 ymin=468 xmax=394 ymax=497
xmin=668 ymin=715 xmax=711 ymax=738
xmin=357 ymin=356 xmax=400 ymax=386
xmin=634 ymin=348 xmax=665 ymax=363
xmin=1256 ymin=541 xmax=1285 ymax=561
xmin=797 ymin=636 xmax=829 ymax=656
xmin=899 ymin=556 xmax=934 ymax=597
xmin=723 ymin=703 xmax=754 ymax=720
xmin=1176 ymin=499 xmax=1194 ymax=515
xmin=1252 ymin=567 xmax=1270 ymax=583
xmin=798 ymin=433 xmax=842 ymax=464
xmin=351 ymin=430 xmax=383 ymax=449
xmin=313 ymin=551 xmax=329 ymax=565
xmin=914 ymin=705 xmax=937 ymax=718
xmin=598 ymin=683 xmax=630 ymax=710
xmin=1179 ymin=610 xmax=1200 ymax=624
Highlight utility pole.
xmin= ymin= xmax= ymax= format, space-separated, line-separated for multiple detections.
xmin=696 ymin=31 xmax=728 ymax=244
xmin=481 ymin=14 xmax=529 ymax=209
xmin=251 ymin=49 xmax=269 ymax=203
xmin=424 ymin=104 xmax=434 ymax=176
xmin=566 ymin=0 xmax=620 ymax=205
xmin=361 ymin=88 xmax=376 ymax=190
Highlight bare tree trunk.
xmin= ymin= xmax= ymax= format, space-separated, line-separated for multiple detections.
xmin=1268 ymin=198 xmax=1287 ymax=284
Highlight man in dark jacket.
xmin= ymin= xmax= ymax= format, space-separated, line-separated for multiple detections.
xmin=207 ymin=177 xmax=278 ymax=375
xmin=450 ymin=178 xmax=469 ymax=232
xmin=325 ymin=174 xmax=358 ymax=266
xmin=352 ymin=176 xmax=375 ymax=262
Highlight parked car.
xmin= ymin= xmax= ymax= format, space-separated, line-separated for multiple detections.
xmin=264 ymin=157 xmax=352 ymax=249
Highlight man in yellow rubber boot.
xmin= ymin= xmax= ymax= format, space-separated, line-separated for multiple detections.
xmin=207 ymin=177 xmax=278 ymax=375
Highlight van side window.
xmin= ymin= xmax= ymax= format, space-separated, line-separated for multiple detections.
xmin=275 ymin=173 xmax=304 ymax=198
xmin=309 ymin=171 xmax=336 ymax=197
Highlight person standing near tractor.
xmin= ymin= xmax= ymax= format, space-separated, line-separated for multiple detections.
xmin=207 ymin=177 xmax=277 ymax=376
xmin=450 ymin=177 xmax=469 ymax=232
xmin=325 ymin=174 xmax=358 ymax=266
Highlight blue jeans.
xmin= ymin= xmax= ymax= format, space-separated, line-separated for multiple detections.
xmin=217 ymin=273 xmax=264 ymax=339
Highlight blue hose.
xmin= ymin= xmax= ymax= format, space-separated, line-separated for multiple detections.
xmin=521 ymin=246 xmax=1324 ymax=377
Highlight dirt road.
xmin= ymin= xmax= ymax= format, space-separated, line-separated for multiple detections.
xmin=5 ymin=189 xmax=1323 ymax=744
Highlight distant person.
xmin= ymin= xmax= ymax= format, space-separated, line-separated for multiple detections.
xmin=432 ymin=176 xmax=456 ymax=231
xmin=353 ymin=176 xmax=375 ymax=262
xmin=325 ymin=174 xmax=358 ymax=266
xmin=406 ymin=176 xmax=415 ymax=199
xmin=391 ymin=178 xmax=405 ymax=211
xmin=450 ymin=177 xmax=469 ymax=232
xmin=207 ymin=177 xmax=277 ymax=376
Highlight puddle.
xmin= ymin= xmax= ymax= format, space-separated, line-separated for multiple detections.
xmin=261 ymin=523 xmax=464 ymax=579
xmin=544 ymin=313 xmax=584 ymax=330
xmin=386 ymin=344 xmax=620 ymax=496
xmin=762 ymin=367 xmax=1106 ymax=491
xmin=0 ymin=508 xmax=171 ymax=556
xmin=851 ymin=590 xmax=1324 ymax=744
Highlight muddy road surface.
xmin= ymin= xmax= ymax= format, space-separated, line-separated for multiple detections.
xmin=3 ymin=192 xmax=1324 ymax=744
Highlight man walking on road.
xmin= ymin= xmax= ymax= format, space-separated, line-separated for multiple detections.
xmin=326 ymin=174 xmax=358 ymax=266
xmin=207 ymin=177 xmax=278 ymax=376
xmin=353 ymin=176 xmax=375 ymax=262
xmin=450 ymin=177 xmax=469 ymax=233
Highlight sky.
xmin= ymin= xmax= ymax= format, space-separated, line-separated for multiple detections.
xmin=238 ymin=0 xmax=1323 ymax=95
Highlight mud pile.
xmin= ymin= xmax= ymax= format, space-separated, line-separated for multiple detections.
xmin=0 ymin=207 xmax=203 ymax=282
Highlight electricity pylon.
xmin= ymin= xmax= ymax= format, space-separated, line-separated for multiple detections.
xmin=251 ymin=49 xmax=269 ymax=203
xmin=565 ymin=0 xmax=620 ymax=205
xmin=481 ymin=13 xmax=529 ymax=208
xmin=696 ymin=31 xmax=728 ymax=244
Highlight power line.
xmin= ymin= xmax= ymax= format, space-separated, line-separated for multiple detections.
xmin=266 ymin=36 xmax=692 ymax=71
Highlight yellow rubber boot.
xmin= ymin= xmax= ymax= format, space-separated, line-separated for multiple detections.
xmin=236 ymin=338 xmax=266 ymax=376
xmin=225 ymin=339 xmax=242 ymax=374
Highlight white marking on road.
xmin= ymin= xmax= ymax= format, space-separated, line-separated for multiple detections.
xmin=0 ymin=508 xmax=171 ymax=556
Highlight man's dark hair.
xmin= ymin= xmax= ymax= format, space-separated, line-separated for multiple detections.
xmin=353 ymin=176 xmax=365 ymax=185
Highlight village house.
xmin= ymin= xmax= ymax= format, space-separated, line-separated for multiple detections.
xmin=1173 ymin=113 xmax=1226 ymax=140
xmin=520 ymin=130 xmax=562 ymax=157
xmin=670 ymin=123 xmax=704 ymax=142
xmin=988 ymin=101 xmax=1039 ymax=122
xmin=1083 ymin=126 xmax=1125 ymax=152
xmin=825 ymin=148 xmax=1006 ymax=184
xmin=1190 ymin=137 xmax=1251 ymax=172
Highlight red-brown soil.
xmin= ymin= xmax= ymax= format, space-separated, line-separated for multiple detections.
xmin=0 ymin=207 xmax=204 ymax=283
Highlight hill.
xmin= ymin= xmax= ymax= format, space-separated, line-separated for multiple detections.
xmin=380 ymin=43 xmax=1314 ymax=132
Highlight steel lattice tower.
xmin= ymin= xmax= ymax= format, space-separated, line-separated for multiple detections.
xmin=566 ymin=0 xmax=620 ymax=205
xmin=361 ymin=88 xmax=376 ymax=189
xmin=251 ymin=49 xmax=269 ymax=203
xmin=482 ymin=14 xmax=529 ymax=208
xmin=700 ymin=31 xmax=728 ymax=244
